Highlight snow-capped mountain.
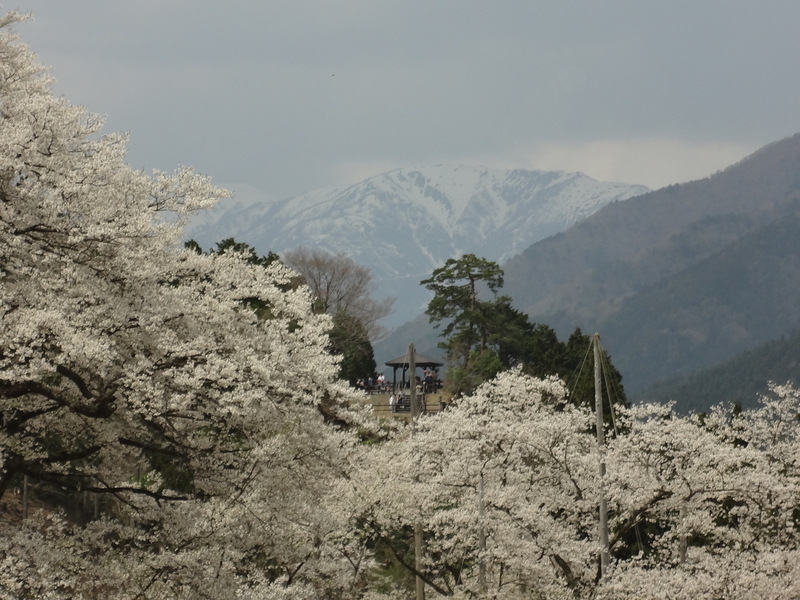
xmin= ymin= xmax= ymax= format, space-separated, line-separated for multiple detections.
xmin=185 ymin=165 xmax=649 ymax=327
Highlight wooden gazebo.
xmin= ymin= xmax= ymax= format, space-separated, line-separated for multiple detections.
xmin=384 ymin=353 xmax=443 ymax=390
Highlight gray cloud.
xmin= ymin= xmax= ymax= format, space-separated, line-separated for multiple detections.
xmin=14 ymin=1 xmax=800 ymax=199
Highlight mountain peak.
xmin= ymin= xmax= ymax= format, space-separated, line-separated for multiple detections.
xmin=186 ymin=164 xmax=649 ymax=326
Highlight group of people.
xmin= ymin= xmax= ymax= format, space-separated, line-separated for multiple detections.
xmin=355 ymin=369 xmax=443 ymax=413
xmin=388 ymin=370 xmax=440 ymax=413
xmin=354 ymin=373 xmax=388 ymax=393
xmin=388 ymin=390 xmax=408 ymax=413
xmin=422 ymin=369 xmax=440 ymax=393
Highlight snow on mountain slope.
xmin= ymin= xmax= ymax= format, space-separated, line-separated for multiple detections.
xmin=185 ymin=165 xmax=649 ymax=328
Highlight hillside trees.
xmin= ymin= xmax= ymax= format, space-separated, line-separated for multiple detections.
xmin=283 ymin=247 xmax=394 ymax=384
xmin=422 ymin=255 xmax=627 ymax=406
xmin=282 ymin=246 xmax=395 ymax=340
xmin=640 ymin=327 xmax=800 ymax=413
xmin=0 ymin=14 xmax=369 ymax=599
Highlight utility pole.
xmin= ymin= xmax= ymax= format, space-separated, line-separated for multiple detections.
xmin=410 ymin=344 xmax=418 ymax=433
xmin=478 ymin=472 xmax=487 ymax=593
xmin=409 ymin=344 xmax=426 ymax=600
xmin=594 ymin=334 xmax=610 ymax=579
xmin=679 ymin=503 xmax=687 ymax=563
xmin=23 ymin=474 xmax=28 ymax=521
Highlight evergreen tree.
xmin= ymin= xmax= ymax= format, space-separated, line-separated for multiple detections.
xmin=560 ymin=328 xmax=629 ymax=416
xmin=422 ymin=256 xmax=628 ymax=405
xmin=421 ymin=254 xmax=506 ymax=393
xmin=328 ymin=311 xmax=377 ymax=385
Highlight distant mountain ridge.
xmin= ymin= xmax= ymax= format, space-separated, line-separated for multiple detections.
xmin=499 ymin=132 xmax=800 ymax=394
xmin=186 ymin=165 xmax=649 ymax=326
xmin=505 ymin=140 xmax=800 ymax=318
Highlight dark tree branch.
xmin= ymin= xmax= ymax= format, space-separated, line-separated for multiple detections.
xmin=56 ymin=364 xmax=93 ymax=399
xmin=550 ymin=553 xmax=577 ymax=589
xmin=3 ymin=403 xmax=61 ymax=432
xmin=118 ymin=437 xmax=184 ymax=458
xmin=367 ymin=520 xmax=452 ymax=597
xmin=0 ymin=375 xmax=115 ymax=419
xmin=608 ymin=489 xmax=673 ymax=551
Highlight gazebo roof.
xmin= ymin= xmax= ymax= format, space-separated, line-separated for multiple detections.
xmin=384 ymin=354 xmax=444 ymax=369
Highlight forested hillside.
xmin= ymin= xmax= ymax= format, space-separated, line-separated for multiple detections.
xmin=597 ymin=212 xmax=800 ymax=390
xmin=639 ymin=328 xmax=800 ymax=413
xmin=501 ymin=133 xmax=800 ymax=392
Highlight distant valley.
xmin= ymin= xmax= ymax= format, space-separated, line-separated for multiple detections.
xmin=639 ymin=328 xmax=800 ymax=413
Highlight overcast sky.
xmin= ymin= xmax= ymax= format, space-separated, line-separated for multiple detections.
xmin=12 ymin=1 xmax=800 ymax=200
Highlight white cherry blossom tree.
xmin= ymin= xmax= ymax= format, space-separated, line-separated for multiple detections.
xmin=0 ymin=13 xmax=372 ymax=599
xmin=343 ymin=369 xmax=800 ymax=599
